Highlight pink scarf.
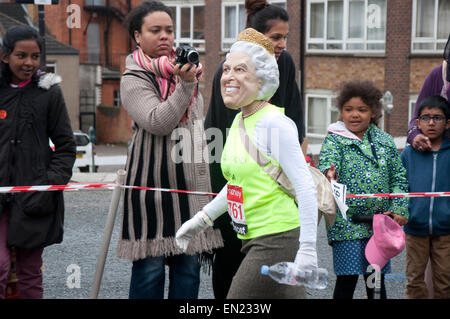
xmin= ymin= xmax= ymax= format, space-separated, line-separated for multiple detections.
xmin=132 ymin=46 xmax=202 ymax=124
xmin=10 ymin=79 xmax=31 ymax=88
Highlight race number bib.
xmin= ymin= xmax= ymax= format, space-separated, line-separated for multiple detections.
xmin=330 ymin=181 xmax=348 ymax=220
xmin=227 ymin=184 xmax=248 ymax=235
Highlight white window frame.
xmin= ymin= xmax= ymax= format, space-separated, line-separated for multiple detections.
xmin=306 ymin=0 xmax=387 ymax=53
xmin=221 ymin=0 xmax=286 ymax=52
xmin=305 ymin=93 xmax=337 ymax=155
xmin=221 ymin=1 xmax=245 ymax=51
xmin=409 ymin=95 xmax=418 ymax=124
xmin=168 ymin=2 xmax=206 ymax=52
xmin=305 ymin=92 xmax=338 ymax=139
xmin=46 ymin=62 xmax=57 ymax=74
xmin=411 ymin=0 xmax=450 ymax=53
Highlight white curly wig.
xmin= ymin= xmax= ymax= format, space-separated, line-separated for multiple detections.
xmin=227 ymin=41 xmax=279 ymax=101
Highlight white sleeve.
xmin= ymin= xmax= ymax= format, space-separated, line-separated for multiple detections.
xmin=254 ymin=111 xmax=318 ymax=244
xmin=203 ymin=185 xmax=228 ymax=221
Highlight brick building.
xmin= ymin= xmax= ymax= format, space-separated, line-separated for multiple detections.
xmin=12 ymin=0 xmax=448 ymax=149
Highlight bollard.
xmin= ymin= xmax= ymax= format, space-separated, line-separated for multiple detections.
xmin=90 ymin=169 xmax=126 ymax=299
xmin=89 ymin=141 xmax=95 ymax=173
xmin=88 ymin=126 xmax=96 ymax=173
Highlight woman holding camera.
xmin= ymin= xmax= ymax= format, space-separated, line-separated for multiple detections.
xmin=117 ymin=1 xmax=223 ymax=299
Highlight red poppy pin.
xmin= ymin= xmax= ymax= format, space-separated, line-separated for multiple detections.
xmin=0 ymin=110 xmax=7 ymax=119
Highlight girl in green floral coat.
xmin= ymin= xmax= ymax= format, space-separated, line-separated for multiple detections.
xmin=318 ymin=80 xmax=409 ymax=299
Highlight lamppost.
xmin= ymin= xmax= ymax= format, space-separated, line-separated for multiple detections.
xmin=382 ymin=90 xmax=393 ymax=132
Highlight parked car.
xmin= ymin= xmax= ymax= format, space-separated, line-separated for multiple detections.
xmin=51 ymin=131 xmax=96 ymax=172
xmin=73 ymin=130 xmax=96 ymax=172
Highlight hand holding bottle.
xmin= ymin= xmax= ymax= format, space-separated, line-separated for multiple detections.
xmin=261 ymin=262 xmax=328 ymax=289
xmin=294 ymin=241 xmax=318 ymax=276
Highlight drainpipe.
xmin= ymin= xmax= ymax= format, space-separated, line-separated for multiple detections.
xmin=300 ymin=0 xmax=305 ymax=99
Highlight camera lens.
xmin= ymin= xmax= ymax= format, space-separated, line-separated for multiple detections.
xmin=187 ymin=51 xmax=199 ymax=65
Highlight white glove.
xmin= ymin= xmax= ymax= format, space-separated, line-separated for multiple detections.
xmin=175 ymin=210 xmax=213 ymax=252
xmin=294 ymin=241 xmax=318 ymax=276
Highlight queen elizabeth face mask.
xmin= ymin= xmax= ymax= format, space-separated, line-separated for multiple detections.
xmin=220 ymin=51 xmax=262 ymax=110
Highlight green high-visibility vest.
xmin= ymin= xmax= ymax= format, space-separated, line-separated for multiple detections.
xmin=221 ymin=104 xmax=299 ymax=240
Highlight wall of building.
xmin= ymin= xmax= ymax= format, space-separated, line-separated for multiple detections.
xmin=96 ymin=104 xmax=132 ymax=144
xmin=305 ymin=56 xmax=386 ymax=91
xmin=409 ymin=58 xmax=443 ymax=93
xmin=384 ymin=0 xmax=412 ymax=137
xmin=97 ymin=53 xmax=132 ymax=144
xmin=202 ymin=0 xmax=224 ymax=115
xmin=47 ymin=54 xmax=80 ymax=130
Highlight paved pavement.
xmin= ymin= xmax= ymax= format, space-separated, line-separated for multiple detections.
xmin=50 ymin=144 xmax=407 ymax=299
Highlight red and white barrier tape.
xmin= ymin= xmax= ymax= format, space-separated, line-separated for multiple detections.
xmin=346 ymin=192 xmax=450 ymax=198
xmin=0 ymin=183 xmax=117 ymax=193
xmin=0 ymin=183 xmax=449 ymax=198
xmin=0 ymin=183 xmax=217 ymax=196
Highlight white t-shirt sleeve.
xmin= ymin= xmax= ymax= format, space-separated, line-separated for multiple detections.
xmin=254 ymin=111 xmax=318 ymax=244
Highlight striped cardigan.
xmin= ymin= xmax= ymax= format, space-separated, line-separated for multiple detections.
xmin=117 ymin=55 xmax=223 ymax=261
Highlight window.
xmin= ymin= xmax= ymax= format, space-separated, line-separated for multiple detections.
xmin=307 ymin=0 xmax=387 ymax=52
xmin=85 ymin=0 xmax=104 ymax=5
xmin=222 ymin=2 xmax=247 ymax=50
xmin=409 ymin=96 xmax=418 ymax=124
xmin=305 ymin=94 xmax=339 ymax=144
xmin=87 ymin=22 xmax=100 ymax=64
xmin=222 ymin=1 xmax=286 ymax=51
xmin=412 ymin=0 xmax=450 ymax=52
xmin=45 ymin=63 xmax=56 ymax=74
xmin=168 ymin=4 xmax=205 ymax=51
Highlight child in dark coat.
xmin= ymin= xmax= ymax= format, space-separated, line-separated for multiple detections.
xmin=401 ymin=96 xmax=450 ymax=299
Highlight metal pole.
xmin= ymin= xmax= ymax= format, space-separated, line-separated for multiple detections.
xmin=38 ymin=4 xmax=46 ymax=69
xmin=90 ymin=169 xmax=126 ymax=299
xmin=89 ymin=139 xmax=95 ymax=173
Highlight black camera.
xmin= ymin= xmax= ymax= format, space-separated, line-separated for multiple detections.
xmin=175 ymin=45 xmax=199 ymax=66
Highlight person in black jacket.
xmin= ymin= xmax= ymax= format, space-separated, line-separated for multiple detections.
xmin=0 ymin=26 xmax=75 ymax=299
xmin=204 ymin=0 xmax=305 ymax=299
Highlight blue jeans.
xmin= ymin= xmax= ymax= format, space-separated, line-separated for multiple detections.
xmin=129 ymin=254 xmax=200 ymax=299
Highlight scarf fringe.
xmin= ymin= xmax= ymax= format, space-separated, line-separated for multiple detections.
xmin=116 ymin=227 xmax=223 ymax=262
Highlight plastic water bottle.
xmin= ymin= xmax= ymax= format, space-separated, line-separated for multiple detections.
xmin=261 ymin=262 xmax=328 ymax=289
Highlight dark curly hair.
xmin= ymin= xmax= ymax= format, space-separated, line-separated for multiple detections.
xmin=123 ymin=1 xmax=173 ymax=43
xmin=335 ymin=80 xmax=383 ymax=125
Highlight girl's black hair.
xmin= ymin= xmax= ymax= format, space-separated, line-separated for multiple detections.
xmin=418 ymin=95 xmax=450 ymax=119
xmin=335 ymin=80 xmax=383 ymax=125
xmin=124 ymin=1 xmax=173 ymax=43
xmin=0 ymin=25 xmax=43 ymax=86
xmin=245 ymin=0 xmax=289 ymax=34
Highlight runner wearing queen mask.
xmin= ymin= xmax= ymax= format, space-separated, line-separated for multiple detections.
xmin=204 ymin=0 xmax=305 ymax=299
xmin=176 ymin=28 xmax=319 ymax=299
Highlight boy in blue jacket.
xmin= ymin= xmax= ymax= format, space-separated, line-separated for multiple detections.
xmin=401 ymin=96 xmax=450 ymax=299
